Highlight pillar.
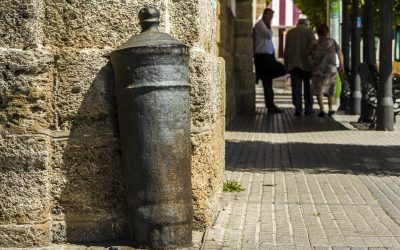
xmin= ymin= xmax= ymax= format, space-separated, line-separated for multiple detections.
xmin=350 ymin=0 xmax=361 ymax=114
xmin=377 ymin=0 xmax=394 ymax=131
xmin=363 ymin=0 xmax=375 ymax=65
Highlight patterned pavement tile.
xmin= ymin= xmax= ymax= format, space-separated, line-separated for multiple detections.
xmin=202 ymin=84 xmax=400 ymax=249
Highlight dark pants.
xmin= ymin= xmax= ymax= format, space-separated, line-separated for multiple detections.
xmin=254 ymin=54 xmax=286 ymax=108
xmin=290 ymin=68 xmax=313 ymax=114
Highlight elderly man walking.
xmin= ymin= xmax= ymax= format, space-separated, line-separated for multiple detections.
xmin=284 ymin=19 xmax=316 ymax=116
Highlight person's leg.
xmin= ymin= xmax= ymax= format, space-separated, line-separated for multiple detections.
xmin=261 ymin=76 xmax=283 ymax=113
xmin=328 ymin=96 xmax=334 ymax=111
xmin=327 ymin=74 xmax=337 ymax=116
xmin=290 ymin=69 xmax=303 ymax=115
xmin=303 ymin=71 xmax=314 ymax=114
xmin=317 ymin=95 xmax=325 ymax=117
xmin=261 ymin=76 xmax=274 ymax=108
xmin=263 ymin=55 xmax=283 ymax=113
xmin=328 ymin=96 xmax=335 ymax=115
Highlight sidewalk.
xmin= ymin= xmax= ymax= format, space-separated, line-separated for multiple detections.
xmin=201 ymin=80 xmax=400 ymax=249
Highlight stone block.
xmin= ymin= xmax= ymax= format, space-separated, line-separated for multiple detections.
xmin=235 ymin=2 xmax=253 ymax=19
xmin=235 ymin=72 xmax=255 ymax=114
xmin=224 ymin=54 xmax=235 ymax=73
xmin=54 ymin=48 xmax=117 ymax=131
xmin=237 ymin=91 xmax=256 ymax=114
xmin=50 ymin=220 xmax=129 ymax=244
xmin=0 ymin=48 xmax=54 ymax=132
xmin=235 ymin=54 xmax=254 ymax=73
xmin=0 ymin=223 xmax=49 ymax=247
xmin=235 ymin=37 xmax=254 ymax=55
xmin=168 ymin=1 xmax=200 ymax=48
xmin=49 ymin=136 xmax=126 ymax=242
xmin=226 ymin=93 xmax=237 ymax=125
xmin=235 ymin=20 xmax=253 ymax=36
xmin=49 ymin=135 xmax=127 ymax=243
xmin=0 ymin=0 xmax=45 ymax=48
xmin=236 ymin=72 xmax=256 ymax=90
xmin=169 ymin=0 xmax=218 ymax=53
xmin=50 ymin=221 xmax=67 ymax=244
xmin=189 ymin=48 xmax=224 ymax=133
xmin=198 ymin=0 xmax=218 ymax=53
xmin=0 ymin=136 xmax=50 ymax=225
xmin=218 ymin=57 xmax=226 ymax=117
xmin=226 ymin=71 xmax=237 ymax=124
xmin=191 ymin=118 xmax=225 ymax=229
xmin=44 ymin=0 xmax=166 ymax=48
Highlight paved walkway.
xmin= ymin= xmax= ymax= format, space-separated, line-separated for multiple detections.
xmin=201 ymin=82 xmax=400 ymax=249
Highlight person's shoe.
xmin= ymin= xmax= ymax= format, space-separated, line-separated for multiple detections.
xmin=305 ymin=110 xmax=315 ymax=116
xmin=268 ymin=106 xmax=284 ymax=113
xmin=294 ymin=112 xmax=302 ymax=116
xmin=318 ymin=111 xmax=326 ymax=117
xmin=328 ymin=110 xmax=335 ymax=116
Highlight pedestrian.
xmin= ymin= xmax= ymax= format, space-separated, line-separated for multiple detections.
xmin=253 ymin=8 xmax=286 ymax=113
xmin=310 ymin=24 xmax=344 ymax=117
xmin=284 ymin=18 xmax=316 ymax=116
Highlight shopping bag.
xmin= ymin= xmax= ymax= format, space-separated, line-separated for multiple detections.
xmin=335 ymin=73 xmax=341 ymax=98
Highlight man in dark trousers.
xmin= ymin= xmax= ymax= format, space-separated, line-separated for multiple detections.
xmin=253 ymin=8 xmax=286 ymax=113
xmin=284 ymin=18 xmax=315 ymax=116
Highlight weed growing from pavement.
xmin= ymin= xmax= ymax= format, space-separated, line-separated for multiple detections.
xmin=223 ymin=180 xmax=245 ymax=192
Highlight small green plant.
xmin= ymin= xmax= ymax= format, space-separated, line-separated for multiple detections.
xmin=223 ymin=180 xmax=245 ymax=192
xmin=313 ymin=211 xmax=321 ymax=217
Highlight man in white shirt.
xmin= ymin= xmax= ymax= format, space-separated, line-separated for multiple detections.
xmin=253 ymin=8 xmax=286 ymax=113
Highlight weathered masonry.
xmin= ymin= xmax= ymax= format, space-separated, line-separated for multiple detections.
xmin=0 ymin=0 xmax=256 ymax=247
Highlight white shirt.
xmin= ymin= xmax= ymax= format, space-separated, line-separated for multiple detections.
xmin=253 ymin=20 xmax=275 ymax=55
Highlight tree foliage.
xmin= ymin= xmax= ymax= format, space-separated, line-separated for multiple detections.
xmin=382 ymin=1 xmax=400 ymax=28
xmin=293 ymin=0 xmax=400 ymax=28
xmin=294 ymin=0 xmax=327 ymax=26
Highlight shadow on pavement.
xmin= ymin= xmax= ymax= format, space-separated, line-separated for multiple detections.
xmin=225 ymin=141 xmax=400 ymax=177
xmin=228 ymin=108 xmax=350 ymax=133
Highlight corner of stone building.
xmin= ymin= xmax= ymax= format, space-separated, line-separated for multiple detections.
xmin=187 ymin=45 xmax=225 ymax=231
xmin=169 ymin=0 xmax=225 ymax=230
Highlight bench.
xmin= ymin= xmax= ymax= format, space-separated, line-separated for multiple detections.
xmin=338 ymin=67 xmax=352 ymax=113
xmin=358 ymin=63 xmax=400 ymax=129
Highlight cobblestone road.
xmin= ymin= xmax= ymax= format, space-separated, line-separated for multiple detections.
xmin=202 ymin=84 xmax=400 ymax=250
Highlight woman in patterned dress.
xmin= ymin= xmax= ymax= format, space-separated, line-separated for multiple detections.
xmin=310 ymin=24 xmax=344 ymax=117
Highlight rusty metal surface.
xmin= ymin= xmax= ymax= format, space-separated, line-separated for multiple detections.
xmin=110 ymin=7 xmax=192 ymax=249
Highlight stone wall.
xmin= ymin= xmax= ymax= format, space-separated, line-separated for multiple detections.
xmin=0 ymin=0 xmax=224 ymax=247
xmin=218 ymin=0 xmax=256 ymax=125
xmin=235 ymin=0 xmax=256 ymax=114
xmin=182 ymin=0 xmax=225 ymax=230
xmin=218 ymin=1 xmax=236 ymax=125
